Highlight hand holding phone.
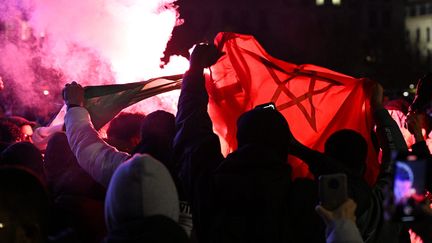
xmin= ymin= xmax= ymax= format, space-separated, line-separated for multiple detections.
xmin=392 ymin=154 xmax=431 ymax=222
xmin=316 ymin=198 xmax=357 ymax=226
xmin=319 ymin=173 xmax=348 ymax=210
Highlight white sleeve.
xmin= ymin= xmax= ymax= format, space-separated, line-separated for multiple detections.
xmin=65 ymin=107 xmax=130 ymax=187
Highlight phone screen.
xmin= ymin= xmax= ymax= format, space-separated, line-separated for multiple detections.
xmin=393 ymin=157 xmax=427 ymax=221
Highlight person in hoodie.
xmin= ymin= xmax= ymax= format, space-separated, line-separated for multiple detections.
xmin=287 ymin=82 xmax=411 ymax=242
xmin=62 ymin=82 xmax=192 ymax=236
xmin=104 ymin=153 xmax=189 ymax=243
xmin=174 ymin=43 xmax=294 ymax=243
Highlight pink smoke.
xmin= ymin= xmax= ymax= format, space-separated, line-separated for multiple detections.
xmin=0 ymin=0 xmax=188 ymax=119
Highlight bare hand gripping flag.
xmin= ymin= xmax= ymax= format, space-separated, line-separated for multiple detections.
xmin=207 ymin=32 xmax=378 ymax=183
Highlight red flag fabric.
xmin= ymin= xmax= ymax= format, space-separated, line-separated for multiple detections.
xmin=207 ymin=32 xmax=379 ymax=184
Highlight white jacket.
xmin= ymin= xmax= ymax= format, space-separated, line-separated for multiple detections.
xmin=65 ymin=107 xmax=129 ymax=187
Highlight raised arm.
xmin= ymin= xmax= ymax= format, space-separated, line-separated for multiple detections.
xmin=63 ymin=82 xmax=129 ymax=187
xmin=371 ymin=81 xmax=408 ymax=167
xmin=288 ymin=137 xmax=348 ymax=177
xmin=174 ymin=44 xmax=225 ymax=197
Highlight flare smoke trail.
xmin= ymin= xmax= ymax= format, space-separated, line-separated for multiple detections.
xmin=0 ymin=0 xmax=188 ymax=121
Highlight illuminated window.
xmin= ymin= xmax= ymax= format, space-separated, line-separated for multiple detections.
xmin=316 ymin=0 xmax=325 ymax=5
xmin=332 ymin=0 xmax=341 ymax=5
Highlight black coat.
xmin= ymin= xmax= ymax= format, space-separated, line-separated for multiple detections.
xmin=174 ymin=70 xmax=293 ymax=243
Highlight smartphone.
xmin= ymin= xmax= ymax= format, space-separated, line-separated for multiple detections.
xmin=319 ymin=173 xmax=348 ymax=210
xmin=254 ymin=102 xmax=276 ymax=110
xmin=392 ymin=154 xmax=431 ymax=222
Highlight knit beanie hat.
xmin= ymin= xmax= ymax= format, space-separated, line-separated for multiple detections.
xmin=105 ymin=154 xmax=179 ymax=232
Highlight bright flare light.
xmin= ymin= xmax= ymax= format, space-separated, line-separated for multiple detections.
xmin=28 ymin=0 xmax=188 ymax=84
xmin=1 ymin=0 xmax=189 ymax=117
xmin=107 ymin=1 xmax=186 ymax=82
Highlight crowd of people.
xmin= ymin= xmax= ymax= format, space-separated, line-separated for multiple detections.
xmin=0 ymin=43 xmax=432 ymax=243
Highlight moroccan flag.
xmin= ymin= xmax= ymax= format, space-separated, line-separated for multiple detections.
xmin=207 ymin=32 xmax=379 ymax=184
xmin=34 ymin=32 xmax=379 ymax=184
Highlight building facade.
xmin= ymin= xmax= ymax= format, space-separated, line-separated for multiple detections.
xmin=405 ymin=0 xmax=432 ymax=70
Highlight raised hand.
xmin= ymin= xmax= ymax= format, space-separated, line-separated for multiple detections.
xmin=62 ymin=81 xmax=84 ymax=109
xmin=189 ymin=43 xmax=224 ymax=72
xmin=406 ymin=112 xmax=425 ymax=142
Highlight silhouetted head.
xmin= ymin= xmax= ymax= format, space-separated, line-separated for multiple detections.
xmin=107 ymin=112 xmax=146 ymax=153
xmin=0 ymin=119 xmax=21 ymax=144
xmin=5 ymin=116 xmax=36 ymax=143
xmin=236 ymin=104 xmax=290 ymax=160
xmin=133 ymin=110 xmax=176 ymax=169
xmin=1 ymin=141 xmax=46 ymax=183
xmin=324 ymin=129 xmax=368 ymax=177
xmin=410 ymin=72 xmax=432 ymax=113
xmin=45 ymin=132 xmax=105 ymax=199
xmin=0 ymin=167 xmax=50 ymax=243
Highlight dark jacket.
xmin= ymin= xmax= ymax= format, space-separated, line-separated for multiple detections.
xmin=293 ymin=107 xmax=408 ymax=243
xmin=211 ymin=145 xmax=292 ymax=243
xmin=174 ymin=70 xmax=292 ymax=243
xmin=104 ymin=215 xmax=189 ymax=243
xmin=174 ymin=70 xmax=224 ymax=243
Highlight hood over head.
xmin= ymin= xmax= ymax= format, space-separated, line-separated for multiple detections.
xmin=236 ymin=105 xmax=290 ymax=160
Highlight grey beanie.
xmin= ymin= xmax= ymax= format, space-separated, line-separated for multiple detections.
xmin=105 ymin=154 xmax=180 ymax=232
